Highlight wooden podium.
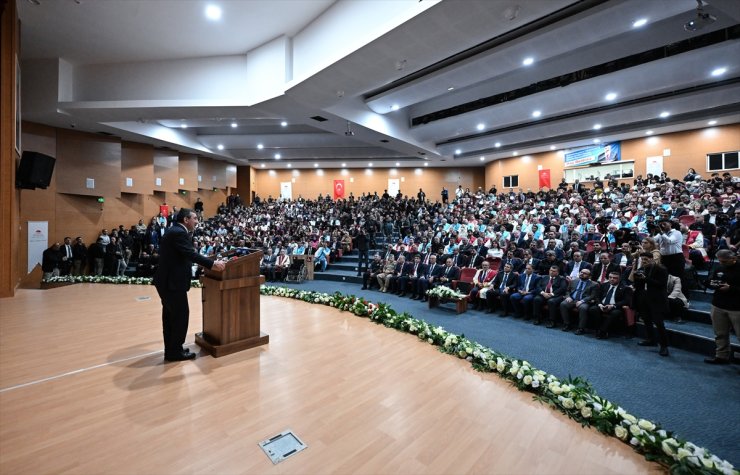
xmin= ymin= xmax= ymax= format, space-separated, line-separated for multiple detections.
xmin=195 ymin=251 xmax=269 ymax=357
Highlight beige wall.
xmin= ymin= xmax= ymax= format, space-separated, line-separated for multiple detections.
xmin=251 ymin=166 xmax=486 ymax=200
xmin=485 ymin=124 xmax=740 ymax=190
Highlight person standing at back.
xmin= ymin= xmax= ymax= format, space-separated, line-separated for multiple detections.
xmin=154 ymin=208 xmax=225 ymax=362
xmin=704 ymin=250 xmax=740 ymax=365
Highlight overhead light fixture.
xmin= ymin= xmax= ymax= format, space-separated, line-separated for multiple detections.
xmin=217 ymin=144 xmax=224 ymax=150
xmin=593 ymin=124 xmax=602 ymax=130
xmin=479 ymin=156 xmax=485 ymax=161
xmin=424 ymin=163 xmax=428 ymax=167
xmin=659 ymin=111 xmax=670 ymax=118
xmin=395 ymin=162 xmax=400 ymax=167
xmin=257 ymin=143 xmax=264 ymax=149
xmin=522 ymin=57 xmax=534 ymax=66
xmin=476 ymin=123 xmax=485 ymax=131
xmin=447 ymin=86 xmax=455 ymax=91
xmin=632 ymin=18 xmax=648 ymax=28
xmin=314 ymin=163 xmax=319 ymax=168
xmin=391 ymin=104 xmax=399 ymax=111
xmin=605 ymin=92 xmax=618 ymax=101
xmin=550 ymin=145 xmax=556 ymax=150
xmin=231 ymin=122 xmax=237 ymax=128
xmin=368 ymin=162 xmax=373 ymax=167
xmin=593 ymin=139 xmax=601 ymax=143
xmin=341 ymin=163 xmax=347 ymax=167
xmin=532 ymin=110 xmax=541 ymax=118
xmin=512 ymin=151 xmax=518 ymax=156
xmin=280 ymin=121 xmax=288 ymax=127
xmin=287 ymin=163 xmax=292 ymax=168
xmin=204 ymin=4 xmax=222 ymax=21
xmin=274 ymin=153 xmax=281 ymax=159
xmin=261 ymin=164 xmax=265 ymax=168
xmin=684 ymin=1 xmax=716 ymax=32
xmin=645 ymin=130 xmax=654 ymax=135
xmin=707 ymin=120 xmax=717 ymax=125
xmin=711 ymin=67 xmax=727 ymax=77
xmin=345 ymin=121 xmax=355 ymax=136
xmin=180 ymin=124 xmax=188 ymax=129
xmin=494 ymin=142 xmax=501 ymax=148
xmin=454 ymin=149 xmax=462 ymax=155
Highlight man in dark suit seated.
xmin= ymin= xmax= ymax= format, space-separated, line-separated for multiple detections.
xmin=537 ymin=251 xmax=564 ymax=276
xmin=486 ymin=262 xmax=517 ymax=315
xmin=591 ymin=252 xmax=620 ymax=284
xmin=361 ymin=254 xmax=383 ymax=290
xmin=154 ymin=208 xmax=225 ymax=362
xmin=520 ymin=249 xmax=540 ymax=273
xmin=633 ymin=253 xmax=670 ymax=356
xmin=532 ymin=266 xmax=567 ymax=325
xmin=416 ymin=254 xmax=444 ymax=302
xmin=437 ymin=257 xmax=460 ymax=288
xmin=449 ymin=248 xmax=469 ymax=268
xmin=498 ymin=250 xmax=522 ymax=274
xmin=583 ymin=241 xmax=603 ymax=265
xmin=386 ymin=255 xmax=410 ymax=294
xmin=259 ymin=248 xmax=277 ymax=282
xmin=559 ymin=268 xmax=597 ymax=333
xmin=510 ymin=264 xmax=540 ymax=319
xmin=564 ymin=251 xmax=592 ymax=281
xmin=398 ymin=254 xmax=426 ymax=297
xmin=586 ymin=271 xmax=630 ymax=340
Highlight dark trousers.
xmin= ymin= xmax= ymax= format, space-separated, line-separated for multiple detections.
xmin=510 ymin=293 xmax=535 ymax=319
xmin=668 ymin=298 xmax=686 ymax=321
xmin=546 ymin=296 xmax=566 ymax=323
xmin=357 ymin=249 xmax=369 ymax=274
xmin=560 ymin=300 xmax=590 ymax=329
xmin=156 ymin=287 xmax=190 ymax=357
xmin=399 ymin=276 xmax=420 ymax=295
xmin=639 ymin=293 xmax=669 ymax=347
xmin=661 ymin=253 xmax=684 ymax=278
xmin=363 ymin=271 xmax=379 ymax=289
xmin=587 ymin=305 xmax=624 ymax=334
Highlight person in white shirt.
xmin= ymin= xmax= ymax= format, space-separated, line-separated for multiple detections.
xmin=655 ymin=220 xmax=684 ymax=279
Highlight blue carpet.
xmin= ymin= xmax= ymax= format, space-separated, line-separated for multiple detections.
xmin=274 ymin=280 xmax=740 ymax=466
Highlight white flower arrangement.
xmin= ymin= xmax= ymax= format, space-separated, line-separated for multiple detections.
xmin=426 ymin=286 xmax=466 ymax=300
xmin=258 ymin=285 xmax=736 ymax=475
xmin=43 ymin=275 xmax=201 ymax=287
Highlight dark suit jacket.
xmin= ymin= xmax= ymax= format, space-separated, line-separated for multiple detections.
xmin=565 ymin=278 xmax=597 ymax=301
xmin=449 ymin=253 xmax=469 ymax=268
xmin=498 ymin=257 xmax=523 ymax=273
xmin=536 ymin=275 xmax=567 ymax=297
xmin=590 ymin=282 xmax=630 ymax=307
xmin=424 ymin=263 xmax=445 ymax=281
xmin=439 ymin=265 xmax=460 ymax=282
xmin=591 ymin=262 xmax=620 ymax=282
xmin=408 ymin=262 xmax=427 ymax=278
xmin=398 ymin=262 xmax=414 ymax=277
xmin=565 ymin=260 xmax=592 ymax=276
xmin=517 ymin=273 xmax=540 ymax=293
xmin=491 ymin=271 xmax=518 ymax=292
xmin=154 ymin=224 xmax=214 ymax=292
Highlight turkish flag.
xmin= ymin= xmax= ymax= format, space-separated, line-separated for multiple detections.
xmin=333 ymin=180 xmax=345 ymax=200
xmin=538 ymin=169 xmax=551 ymax=189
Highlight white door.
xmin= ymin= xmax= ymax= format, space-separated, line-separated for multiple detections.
xmin=280 ymin=182 xmax=292 ymax=200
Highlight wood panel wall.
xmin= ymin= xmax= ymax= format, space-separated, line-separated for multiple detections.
xmin=0 ymin=0 xmax=19 ymax=297
xmin=120 ymin=142 xmax=154 ymax=194
xmin=178 ymin=153 xmax=199 ymax=191
xmin=56 ymin=129 xmax=122 ymax=198
xmin=485 ymin=124 xmax=740 ymax=190
xmin=250 ymin=166 xmax=486 ymax=201
xmin=153 ymin=150 xmax=179 ymax=192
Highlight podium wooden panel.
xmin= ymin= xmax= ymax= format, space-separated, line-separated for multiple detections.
xmin=195 ymin=251 xmax=269 ymax=357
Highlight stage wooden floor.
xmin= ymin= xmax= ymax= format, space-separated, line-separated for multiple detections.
xmin=0 ymin=284 xmax=660 ymax=475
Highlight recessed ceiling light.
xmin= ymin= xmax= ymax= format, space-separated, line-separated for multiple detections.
xmin=480 ymin=156 xmax=485 ymax=161
xmin=476 ymin=123 xmax=485 ymax=131
xmin=341 ymin=163 xmax=347 ymax=167
xmin=257 ymin=143 xmax=264 ymax=150
xmin=260 ymin=164 xmax=265 ymax=168
xmin=287 ymin=163 xmax=292 ymax=168
xmin=707 ymin=120 xmax=717 ymax=125
xmin=454 ymin=149 xmax=462 ymax=155
xmin=447 ymin=86 xmax=455 ymax=91
xmin=391 ymin=104 xmax=399 ymax=111
xmin=659 ymin=111 xmax=670 ymax=118
xmin=368 ymin=162 xmax=373 ymax=167
xmin=204 ymin=4 xmax=222 ymax=21
xmin=512 ymin=151 xmax=518 ymax=156
xmin=231 ymin=122 xmax=237 ymax=128
xmin=314 ymin=163 xmax=319 ymax=168
xmin=532 ymin=110 xmax=541 ymax=118
xmin=593 ymin=139 xmax=601 ymax=143
xmin=424 ymin=163 xmax=428 ymax=167
xmin=593 ymin=123 xmax=602 ymax=130
xmin=645 ymin=130 xmax=653 ymax=135
xmin=632 ymin=18 xmax=648 ymax=28
xmin=494 ymin=142 xmax=501 ymax=148
xmin=605 ymin=92 xmax=618 ymax=101
xmin=395 ymin=162 xmax=400 ymax=167
xmin=522 ymin=57 xmax=534 ymax=66
xmin=217 ymin=144 xmax=224 ymax=150
xmin=180 ymin=123 xmax=188 ymax=129
xmin=550 ymin=145 xmax=556 ymax=150
xmin=274 ymin=153 xmax=281 ymax=159
xmin=711 ymin=67 xmax=727 ymax=77
xmin=280 ymin=121 xmax=288 ymax=127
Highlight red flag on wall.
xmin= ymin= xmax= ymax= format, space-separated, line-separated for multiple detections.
xmin=333 ymin=180 xmax=345 ymax=200
xmin=538 ymin=169 xmax=551 ymax=189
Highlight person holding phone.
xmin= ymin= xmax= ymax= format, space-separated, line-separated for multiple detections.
xmin=704 ymin=250 xmax=740 ymax=365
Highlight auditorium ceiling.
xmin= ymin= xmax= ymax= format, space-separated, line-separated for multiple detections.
xmin=18 ymin=0 xmax=740 ymax=169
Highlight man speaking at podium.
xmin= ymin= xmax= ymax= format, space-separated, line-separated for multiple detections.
xmin=154 ymin=208 xmax=226 ymax=362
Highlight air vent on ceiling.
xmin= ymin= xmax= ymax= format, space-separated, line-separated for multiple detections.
xmin=380 ymin=139 xmax=390 ymax=143
xmin=310 ymin=116 xmax=328 ymax=122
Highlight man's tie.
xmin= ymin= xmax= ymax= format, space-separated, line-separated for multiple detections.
xmin=603 ymin=285 xmax=615 ymax=305
xmin=573 ymin=280 xmax=584 ymax=300
xmin=525 ymin=274 xmax=531 ymax=291
xmin=429 ymin=264 xmax=435 ymax=276
xmin=500 ymin=273 xmax=509 ymax=290
xmin=546 ymin=277 xmax=553 ymax=293
xmin=600 ymin=266 xmax=607 ymax=283
xmin=414 ymin=263 xmax=419 ymax=276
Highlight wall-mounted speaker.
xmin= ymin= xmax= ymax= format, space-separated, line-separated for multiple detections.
xmin=16 ymin=151 xmax=56 ymax=190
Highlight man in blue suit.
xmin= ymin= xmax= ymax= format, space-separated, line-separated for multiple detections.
xmin=154 ymin=208 xmax=225 ymax=362
xmin=509 ymin=264 xmax=540 ymax=320
xmin=416 ymin=254 xmax=444 ymax=301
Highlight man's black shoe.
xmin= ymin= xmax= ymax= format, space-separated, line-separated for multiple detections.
xmin=704 ymin=357 xmax=730 ymax=365
xmin=659 ymin=346 xmax=669 ymax=357
xmin=638 ymin=340 xmax=657 ymax=347
xmin=545 ymin=322 xmax=555 ymax=328
xmin=596 ymin=331 xmax=608 ymax=340
xmin=532 ymin=320 xmax=542 ymax=325
xmin=574 ymin=328 xmax=585 ymax=335
xmin=561 ymin=326 xmax=572 ymax=332
xmin=165 ymin=351 xmax=196 ymax=362
xmin=361 ymin=286 xmax=367 ymax=290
